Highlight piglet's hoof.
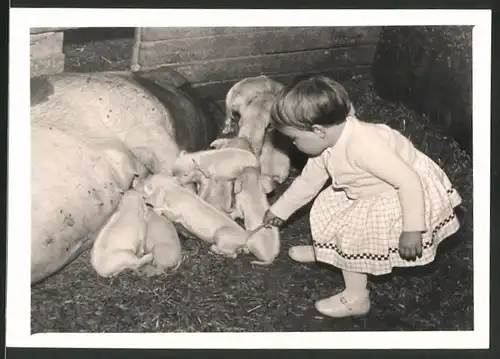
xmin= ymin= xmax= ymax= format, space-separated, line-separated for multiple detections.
xmin=209 ymin=244 xmax=223 ymax=255
xmin=224 ymin=252 xmax=238 ymax=259
xmin=239 ymin=247 xmax=250 ymax=254
xmin=210 ymin=244 xmax=237 ymax=259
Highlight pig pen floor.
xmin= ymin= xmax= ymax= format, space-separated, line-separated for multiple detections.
xmin=30 ymin=29 xmax=474 ymax=332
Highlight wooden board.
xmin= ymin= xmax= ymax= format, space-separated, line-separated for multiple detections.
xmin=194 ymin=65 xmax=373 ymax=103
xmin=30 ymin=27 xmax=77 ymax=34
xmin=140 ymin=27 xmax=277 ymax=41
xmin=153 ymin=45 xmax=376 ymax=83
xmin=30 ymin=32 xmax=64 ymax=59
xmin=137 ymin=27 xmax=380 ymax=68
xmin=30 ymin=53 xmax=66 ymax=77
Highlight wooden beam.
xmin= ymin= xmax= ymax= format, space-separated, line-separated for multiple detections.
xmin=30 ymin=53 xmax=66 ymax=77
xmin=140 ymin=27 xmax=278 ymax=41
xmin=30 ymin=27 xmax=78 ymax=34
xmin=192 ymin=65 xmax=373 ymax=102
xmin=30 ymin=32 xmax=64 ymax=59
xmin=137 ymin=27 xmax=381 ymax=68
xmin=151 ymin=45 xmax=377 ymax=83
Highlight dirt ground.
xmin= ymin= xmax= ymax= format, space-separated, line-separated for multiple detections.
xmin=30 ymin=28 xmax=474 ymax=332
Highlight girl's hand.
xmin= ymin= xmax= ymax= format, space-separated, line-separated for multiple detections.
xmin=262 ymin=209 xmax=285 ymax=228
xmin=398 ymin=231 xmax=423 ymax=261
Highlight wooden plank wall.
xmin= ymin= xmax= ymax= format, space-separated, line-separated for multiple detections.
xmin=30 ymin=28 xmax=74 ymax=77
xmin=133 ymin=26 xmax=381 ymax=104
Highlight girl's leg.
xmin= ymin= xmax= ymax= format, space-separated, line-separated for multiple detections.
xmin=288 ymin=245 xmax=315 ymax=263
xmin=343 ymin=270 xmax=368 ymax=295
xmin=315 ymin=270 xmax=370 ymax=318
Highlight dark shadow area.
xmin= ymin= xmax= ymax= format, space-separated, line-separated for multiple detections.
xmin=371 ymin=26 xmax=472 ymax=155
xmin=63 ymin=27 xmax=135 ymax=45
xmin=63 ymin=28 xmax=135 ymax=73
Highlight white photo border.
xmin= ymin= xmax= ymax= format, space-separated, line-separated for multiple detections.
xmin=7 ymin=8 xmax=491 ymax=350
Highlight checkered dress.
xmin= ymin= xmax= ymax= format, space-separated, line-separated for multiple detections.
xmin=310 ymin=151 xmax=462 ymax=275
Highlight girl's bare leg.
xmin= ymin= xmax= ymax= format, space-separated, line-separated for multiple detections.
xmin=314 ymin=270 xmax=370 ymax=318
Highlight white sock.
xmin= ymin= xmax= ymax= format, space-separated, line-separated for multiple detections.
xmin=342 ymin=270 xmax=368 ymax=297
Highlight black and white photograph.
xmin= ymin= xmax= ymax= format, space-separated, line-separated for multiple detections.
xmin=7 ymin=8 xmax=491 ymax=349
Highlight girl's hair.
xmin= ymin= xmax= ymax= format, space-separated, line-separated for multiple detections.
xmin=270 ymin=75 xmax=352 ymax=130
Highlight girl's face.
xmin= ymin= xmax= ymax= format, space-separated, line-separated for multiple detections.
xmin=278 ymin=126 xmax=329 ymax=156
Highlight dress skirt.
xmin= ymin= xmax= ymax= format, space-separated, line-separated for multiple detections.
xmin=309 ymin=151 xmax=462 ymax=275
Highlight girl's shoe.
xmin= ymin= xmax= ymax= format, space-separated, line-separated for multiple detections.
xmin=314 ymin=290 xmax=371 ymax=318
xmin=288 ymin=245 xmax=316 ymax=263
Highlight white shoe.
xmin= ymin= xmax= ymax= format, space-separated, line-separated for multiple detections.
xmin=314 ymin=290 xmax=371 ymax=318
xmin=288 ymin=245 xmax=316 ymax=263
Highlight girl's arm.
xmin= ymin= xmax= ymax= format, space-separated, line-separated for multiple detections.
xmin=270 ymin=154 xmax=330 ymax=221
xmin=352 ymin=138 xmax=426 ymax=232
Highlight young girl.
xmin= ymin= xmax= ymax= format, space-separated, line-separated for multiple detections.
xmin=262 ymin=75 xmax=462 ymax=318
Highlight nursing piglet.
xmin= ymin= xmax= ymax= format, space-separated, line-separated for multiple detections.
xmin=90 ymin=189 xmax=152 ymax=278
xmin=180 ymin=168 xmax=234 ymax=214
xmin=134 ymin=174 xmax=248 ymax=258
xmin=138 ymin=208 xmax=182 ymax=277
xmin=171 ymin=147 xmax=259 ymax=201
xmin=203 ymin=136 xmax=254 ymax=213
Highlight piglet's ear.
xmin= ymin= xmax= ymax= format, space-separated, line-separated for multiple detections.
xmin=234 ymin=177 xmax=243 ymax=195
xmin=209 ymin=138 xmax=225 ymax=149
xmin=189 ymin=158 xmax=201 ymax=172
xmin=192 ymin=158 xmax=210 ymax=178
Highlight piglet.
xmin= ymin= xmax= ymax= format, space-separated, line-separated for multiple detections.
xmin=90 ymin=189 xmax=153 ymax=278
xmin=177 ymin=169 xmax=234 ymax=214
xmin=138 ymin=208 xmax=183 ymax=277
xmin=203 ymin=136 xmax=254 ymax=213
xmin=234 ymin=96 xmax=276 ymax=156
xmin=204 ymin=178 xmax=235 ymax=215
xmin=259 ymin=128 xmax=292 ymax=194
xmin=233 ymin=167 xmax=281 ymax=265
xmin=223 ymin=75 xmax=284 ymax=141
xmin=171 ymin=147 xmax=259 ymax=201
xmin=134 ymin=174 xmax=248 ymax=259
